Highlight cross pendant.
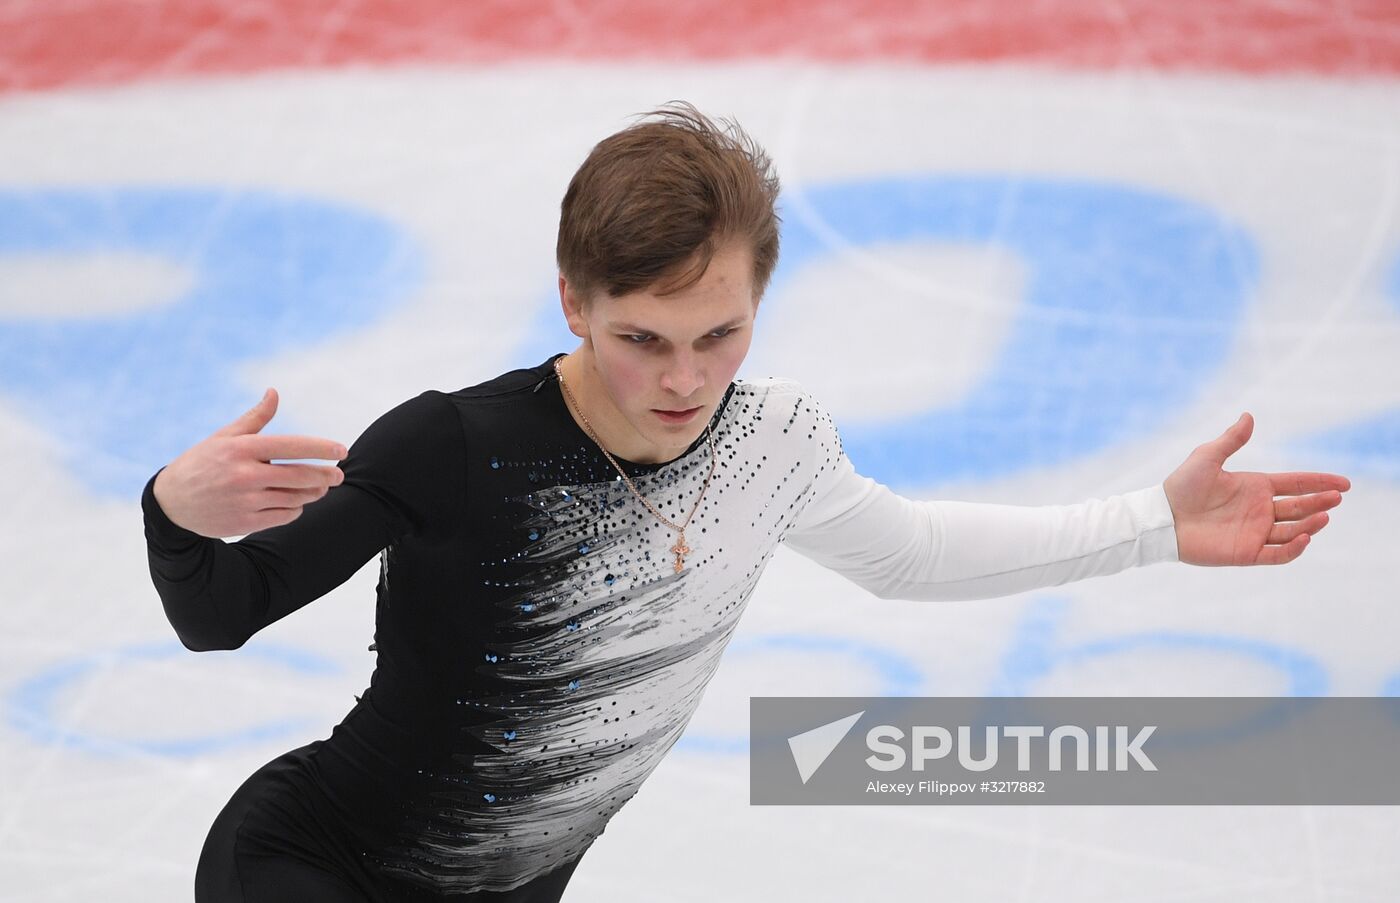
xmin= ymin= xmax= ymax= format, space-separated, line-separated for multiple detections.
xmin=670 ymin=532 xmax=692 ymax=574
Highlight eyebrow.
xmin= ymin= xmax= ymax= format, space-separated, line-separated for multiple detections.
xmin=610 ymin=316 xmax=750 ymax=335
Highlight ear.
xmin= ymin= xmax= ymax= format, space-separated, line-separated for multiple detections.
xmin=559 ymin=274 xmax=591 ymax=341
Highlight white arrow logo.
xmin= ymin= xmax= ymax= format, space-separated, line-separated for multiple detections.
xmin=788 ymin=711 xmax=865 ymax=784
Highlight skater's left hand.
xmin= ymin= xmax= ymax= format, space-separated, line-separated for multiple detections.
xmin=1163 ymin=413 xmax=1350 ymax=566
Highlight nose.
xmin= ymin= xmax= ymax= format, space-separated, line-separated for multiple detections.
xmin=660 ymin=352 xmax=704 ymax=400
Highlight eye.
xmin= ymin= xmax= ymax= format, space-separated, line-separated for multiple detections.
xmin=623 ymin=328 xmax=735 ymax=346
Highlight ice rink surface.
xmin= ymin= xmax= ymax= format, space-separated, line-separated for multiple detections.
xmin=2 ymin=1 xmax=1399 ymax=900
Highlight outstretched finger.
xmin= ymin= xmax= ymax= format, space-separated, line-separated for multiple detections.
xmin=245 ymin=433 xmax=348 ymax=463
xmin=213 ymin=388 xmax=278 ymax=438
xmin=1254 ymin=533 xmax=1309 ymax=565
xmin=1273 ymin=491 xmax=1342 ymax=522
xmin=1267 ymin=511 xmax=1328 ymax=545
xmin=252 ymin=461 xmax=345 ymax=490
xmin=1268 ymin=471 xmax=1351 ymax=495
xmin=1201 ymin=412 xmax=1253 ymax=465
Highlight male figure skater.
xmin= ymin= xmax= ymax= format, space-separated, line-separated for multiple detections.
xmin=143 ymin=103 xmax=1349 ymax=902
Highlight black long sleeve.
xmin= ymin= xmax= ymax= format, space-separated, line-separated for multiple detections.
xmin=142 ymin=389 xmax=467 ymax=651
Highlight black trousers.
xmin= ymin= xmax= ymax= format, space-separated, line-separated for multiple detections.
xmin=195 ymin=743 xmax=585 ymax=902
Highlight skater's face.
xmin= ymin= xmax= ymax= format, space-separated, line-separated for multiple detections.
xmin=560 ymin=241 xmax=758 ymax=462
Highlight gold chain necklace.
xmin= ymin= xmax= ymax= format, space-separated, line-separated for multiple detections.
xmin=553 ymin=356 xmax=717 ymax=574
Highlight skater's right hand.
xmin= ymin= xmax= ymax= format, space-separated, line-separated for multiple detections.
xmin=152 ymin=388 xmax=348 ymax=538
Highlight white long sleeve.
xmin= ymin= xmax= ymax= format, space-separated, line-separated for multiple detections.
xmin=778 ymin=391 xmax=1179 ymax=601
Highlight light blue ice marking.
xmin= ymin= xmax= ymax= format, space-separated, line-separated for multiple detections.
xmin=676 ymin=632 xmax=924 ymax=756
xmin=990 ymin=596 xmax=1330 ymax=748
xmin=775 ymin=176 xmax=1256 ymax=488
xmin=0 ymin=187 xmax=423 ymax=498
xmin=5 ymin=639 xmax=343 ymax=757
xmin=1290 ymin=248 xmax=1400 ymax=481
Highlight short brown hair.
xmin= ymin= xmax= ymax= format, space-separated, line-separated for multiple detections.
xmin=556 ymin=101 xmax=781 ymax=304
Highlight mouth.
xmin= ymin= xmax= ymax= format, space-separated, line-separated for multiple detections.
xmin=653 ymin=405 xmax=702 ymax=423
